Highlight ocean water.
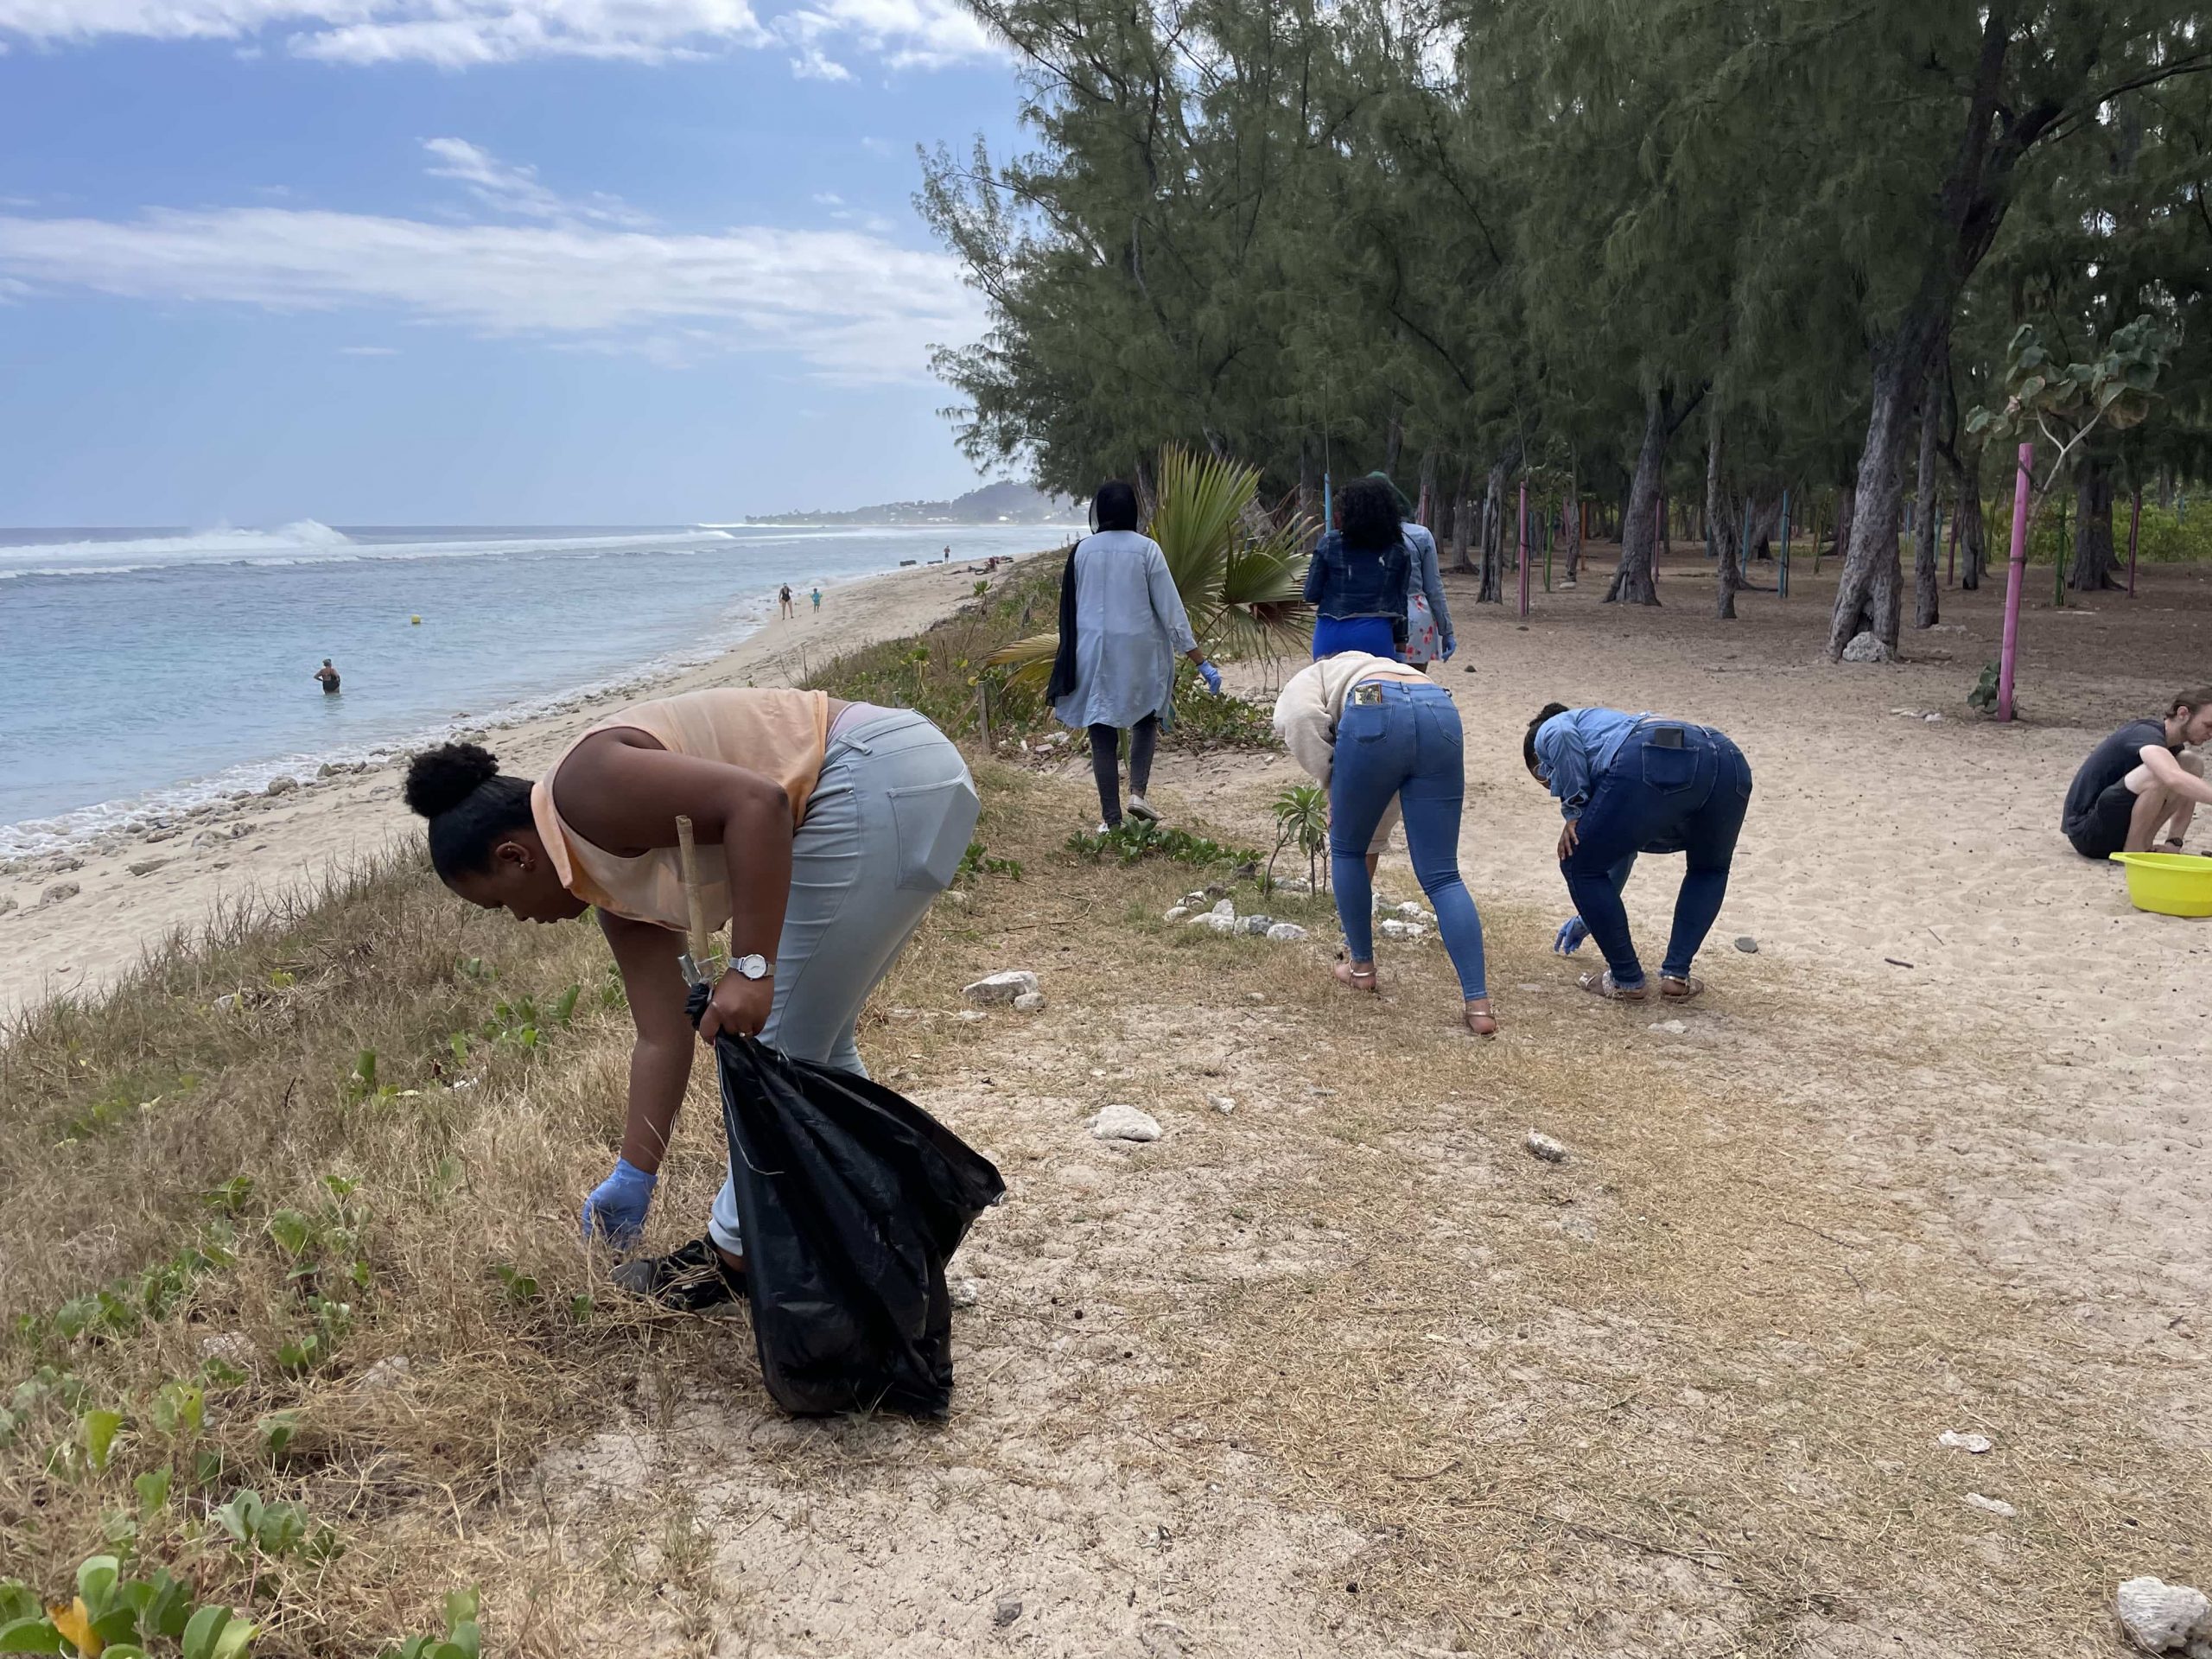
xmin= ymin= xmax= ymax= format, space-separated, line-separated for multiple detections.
xmin=0 ymin=521 xmax=1072 ymax=855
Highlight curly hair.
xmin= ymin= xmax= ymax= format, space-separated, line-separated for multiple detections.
xmin=404 ymin=741 xmax=537 ymax=878
xmin=1337 ymin=476 xmax=1403 ymax=552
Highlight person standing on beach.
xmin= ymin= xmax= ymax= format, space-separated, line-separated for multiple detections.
xmin=1359 ymin=472 xmax=1455 ymax=672
xmin=1527 ymin=702 xmax=1752 ymax=1003
xmin=1305 ymin=478 xmax=1413 ymax=660
xmin=1274 ymin=652 xmax=1495 ymax=1036
xmin=2061 ymin=690 xmax=2212 ymax=858
xmin=1048 ymin=480 xmax=1222 ymax=831
xmin=314 ymin=659 xmax=341 ymax=695
xmin=402 ymin=686 xmax=978 ymax=1313
xmin=810 ymin=588 xmax=822 ymax=613
xmin=779 ymin=584 xmax=795 ymax=620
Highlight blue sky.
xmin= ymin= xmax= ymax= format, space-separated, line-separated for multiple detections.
xmin=0 ymin=3 xmax=1029 ymax=524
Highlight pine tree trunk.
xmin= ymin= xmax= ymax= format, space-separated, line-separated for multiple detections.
xmin=1135 ymin=456 xmax=1160 ymax=526
xmin=1384 ymin=410 xmax=1403 ymax=479
xmin=1960 ymin=484 xmax=1986 ymax=589
xmin=1478 ymin=453 xmax=1510 ymax=603
xmin=1707 ymin=416 xmax=1738 ymax=620
xmin=1298 ymin=436 xmax=1319 ymax=531
xmin=1449 ymin=461 xmax=1475 ymax=575
xmin=1828 ymin=481 xmax=1854 ymax=572
xmin=1416 ymin=449 xmax=1437 ymax=529
xmin=1606 ymin=389 xmax=1669 ymax=606
xmin=1562 ymin=472 xmax=1582 ymax=581
xmin=2068 ymin=458 xmax=2120 ymax=591
xmin=1826 ymin=339 xmax=1923 ymax=658
xmin=1912 ymin=360 xmax=1942 ymax=628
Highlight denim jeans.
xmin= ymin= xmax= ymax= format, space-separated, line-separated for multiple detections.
xmin=709 ymin=709 xmax=979 ymax=1255
xmin=1088 ymin=715 xmax=1159 ymax=826
xmin=1326 ymin=679 xmax=1488 ymax=1000
xmin=1561 ymin=723 xmax=1751 ymax=988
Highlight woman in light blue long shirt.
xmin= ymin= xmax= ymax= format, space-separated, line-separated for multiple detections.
xmin=1048 ymin=481 xmax=1222 ymax=829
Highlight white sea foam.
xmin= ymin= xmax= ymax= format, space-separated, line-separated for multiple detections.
xmin=0 ymin=522 xmax=739 ymax=581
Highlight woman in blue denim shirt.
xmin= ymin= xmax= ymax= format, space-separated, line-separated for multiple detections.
xmin=1525 ymin=702 xmax=1752 ymax=1002
xmin=1305 ymin=478 xmax=1413 ymax=659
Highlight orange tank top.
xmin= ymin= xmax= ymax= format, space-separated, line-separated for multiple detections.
xmin=530 ymin=687 xmax=830 ymax=931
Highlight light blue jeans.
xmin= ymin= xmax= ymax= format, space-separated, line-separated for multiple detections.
xmin=709 ymin=709 xmax=979 ymax=1254
xmin=1326 ymin=679 xmax=1489 ymax=1001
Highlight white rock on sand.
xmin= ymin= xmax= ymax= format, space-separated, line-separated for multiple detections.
xmin=1091 ymin=1104 xmax=1162 ymax=1142
xmin=1264 ymin=923 xmax=1308 ymax=942
xmin=963 ymin=969 xmax=1039 ymax=1006
xmin=2114 ymin=1577 xmax=2210 ymax=1653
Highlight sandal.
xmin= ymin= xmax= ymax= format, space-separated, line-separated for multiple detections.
xmin=1578 ymin=970 xmax=1649 ymax=1001
xmin=1463 ymin=998 xmax=1497 ymax=1038
xmin=1659 ymin=975 xmax=1705 ymax=1001
xmin=1333 ymin=958 xmax=1380 ymax=995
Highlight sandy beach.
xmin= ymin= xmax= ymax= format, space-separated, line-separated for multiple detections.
xmin=0 ymin=555 xmax=1039 ymax=1016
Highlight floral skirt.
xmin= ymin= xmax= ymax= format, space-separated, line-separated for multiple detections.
xmin=1399 ymin=592 xmax=1441 ymax=667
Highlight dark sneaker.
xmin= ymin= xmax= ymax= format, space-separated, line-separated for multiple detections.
xmin=610 ymin=1235 xmax=747 ymax=1313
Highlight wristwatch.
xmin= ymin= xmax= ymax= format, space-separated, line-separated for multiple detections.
xmin=731 ymin=953 xmax=772 ymax=982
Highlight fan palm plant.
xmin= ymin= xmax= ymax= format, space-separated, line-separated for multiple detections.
xmin=987 ymin=446 xmax=1313 ymax=694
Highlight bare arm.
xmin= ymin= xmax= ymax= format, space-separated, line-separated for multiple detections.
xmin=2138 ymin=745 xmax=2212 ymax=805
xmin=598 ymin=911 xmax=695 ymax=1173
xmin=554 ymin=733 xmax=797 ymax=1042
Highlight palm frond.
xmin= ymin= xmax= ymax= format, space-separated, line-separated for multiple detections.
xmin=984 ymin=631 xmax=1060 ymax=695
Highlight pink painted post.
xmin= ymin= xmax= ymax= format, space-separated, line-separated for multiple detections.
xmin=2126 ymin=487 xmax=2142 ymax=597
xmin=1517 ymin=481 xmax=1531 ymax=618
xmin=1997 ymin=442 xmax=2033 ymax=723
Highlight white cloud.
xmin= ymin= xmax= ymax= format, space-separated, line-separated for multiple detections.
xmin=0 ymin=0 xmax=996 ymax=71
xmin=0 ymin=203 xmax=982 ymax=380
xmin=789 ymin=43 xmax=849 ymax=79
xmin=338 ymin=343 xmax=397 ymax=354
xmin=422 ymin=137 xmax=653 ymax=227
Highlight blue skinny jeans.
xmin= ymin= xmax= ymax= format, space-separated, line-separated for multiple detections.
xmin=1561 ymin=723 xmax=1751 ymax=988
xmin=1327 ymin=679 xmax=1488 ymax=1000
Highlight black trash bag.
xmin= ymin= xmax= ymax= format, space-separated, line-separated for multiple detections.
xmin=702 ymin=1026 xmax=1005 ymax=1417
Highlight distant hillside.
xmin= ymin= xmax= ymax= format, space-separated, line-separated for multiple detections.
xmin=747 ymin=481 xmax=1078 ymax=526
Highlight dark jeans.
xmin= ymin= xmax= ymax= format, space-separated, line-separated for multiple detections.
xmin=1562 ymin=723 xmax=1751 ymax=987
xmin=1089 ymin=716 xmax=1159 ymax=826
xmin=1325 ymin=680 xmax=1488 ymax=1000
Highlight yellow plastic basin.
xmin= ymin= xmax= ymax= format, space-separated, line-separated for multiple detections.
xmin=2108 ymin=851 xmax=2212 ymax=917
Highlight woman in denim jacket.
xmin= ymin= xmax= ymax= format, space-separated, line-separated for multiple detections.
xmin=1305 ymin=477 xmax=1412 ymax=659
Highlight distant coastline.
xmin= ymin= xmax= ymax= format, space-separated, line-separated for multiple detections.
xmin=734 ymin=480 xmax=1077 ymax=528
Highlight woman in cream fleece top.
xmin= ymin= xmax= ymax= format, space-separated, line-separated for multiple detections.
xmin=1274 ymin=652 xmax=1495 ymax=1035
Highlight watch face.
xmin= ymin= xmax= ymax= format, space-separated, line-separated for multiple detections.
xmin=734 ymin=954 xmax=770 ymax=980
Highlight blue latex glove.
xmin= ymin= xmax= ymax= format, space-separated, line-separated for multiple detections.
xmin=1440 ymin=634 xmax=1457 ymax=661
xmin=580 ymin=1157 xmax=657 ymax=1246
xmin=1553 ymin=916 xmax=1589 ymax=956
xmin=1198 ymin=660 xmax=1224 ymax=695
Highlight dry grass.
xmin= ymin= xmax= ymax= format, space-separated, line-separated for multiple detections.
xmin=5 ymin=673 xmax=2207 ymax=1654
xmin=0 ymin=855 xmax=758 ymax=1651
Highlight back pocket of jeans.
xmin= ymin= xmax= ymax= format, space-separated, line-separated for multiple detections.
xmin=888 ymin=779 xmax=981 ymax=892
xmin=1641 ymin=734 xmax=1697 ymax=793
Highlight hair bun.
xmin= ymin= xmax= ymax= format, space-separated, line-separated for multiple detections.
xmin=404 ymin=741 xmax=501 ymax=820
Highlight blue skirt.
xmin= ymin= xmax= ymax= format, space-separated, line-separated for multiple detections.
xmin=1312 ymin=615 xmax=1399 ymax=660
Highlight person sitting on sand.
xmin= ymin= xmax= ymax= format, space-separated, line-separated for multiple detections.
xmin=2061 ymin=690 xmax=2212 ymax=860
xmin=402 ymin=686 xmax=977 ymax=1313
xmin=314 ymin=659 xmax=340 ymax=695
xmin=1274 ymin=652 xmax=1495 ymax=1036
xmin=1305 ymin=477 xmax=1413 ymax=660
xmin=1047 ymin=480 xmax=1222 ymax=831
xmin=1526 ymin=702 xmax=1752 ymax=1002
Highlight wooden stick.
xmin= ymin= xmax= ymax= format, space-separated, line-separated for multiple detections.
xmin=674 ymin=814 xmax=713 ymax=969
